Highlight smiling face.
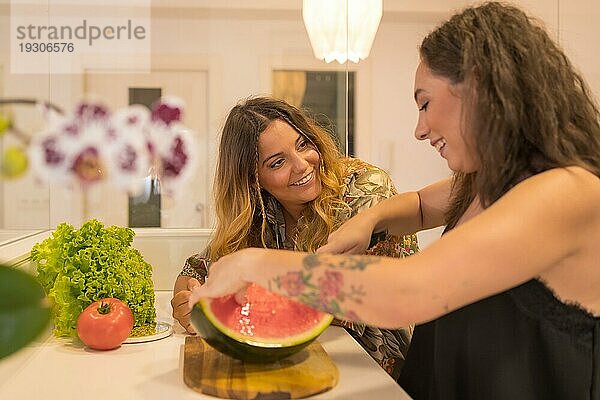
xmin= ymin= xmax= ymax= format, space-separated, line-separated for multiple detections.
xmin=257 ymin=119 xmax=322 ymax=218
xmin=413 ymin=61 xmax=479 ymax=173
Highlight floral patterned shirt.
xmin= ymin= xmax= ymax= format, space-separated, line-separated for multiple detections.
xmin=180 ymin=158 xmax=419 ymax=379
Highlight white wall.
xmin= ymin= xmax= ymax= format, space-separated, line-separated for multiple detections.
xmin=559 ymin=1 xmax=600 ymax=104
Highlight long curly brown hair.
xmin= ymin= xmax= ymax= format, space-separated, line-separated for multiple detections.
xmin=207 ymin=96 xmax=352 ymax=261
xmin=420 ymin=2 xmax=600 ymax=228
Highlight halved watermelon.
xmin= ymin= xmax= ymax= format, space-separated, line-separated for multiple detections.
xmin=191 ymin=283 xmax=332 ymax=363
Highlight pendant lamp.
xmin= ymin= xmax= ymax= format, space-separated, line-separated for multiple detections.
xmin=302 ymin=0 xmax=383 ymax=64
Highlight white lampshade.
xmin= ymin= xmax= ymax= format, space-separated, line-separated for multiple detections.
xmin=302 ymin=0 xmax=383 ymax=64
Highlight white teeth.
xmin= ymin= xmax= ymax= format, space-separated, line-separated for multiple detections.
xmin=292 ymin=172 xmax=312 ymax=186
xmin=434 ymin=139 xmax=446 ymax=152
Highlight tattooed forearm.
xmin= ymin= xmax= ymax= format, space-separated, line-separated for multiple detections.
xmin=303 ymin=253 xmax=379 ymax=271
xmin=269 ymin=267 xmax=366 ymax=323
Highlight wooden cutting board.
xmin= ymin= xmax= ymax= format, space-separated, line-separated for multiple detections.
xmin=183 ymin=336 xmax=339 ymax=399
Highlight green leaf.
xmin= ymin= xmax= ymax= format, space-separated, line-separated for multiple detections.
xmin=0 ymin=265 xmax=51 ymax=359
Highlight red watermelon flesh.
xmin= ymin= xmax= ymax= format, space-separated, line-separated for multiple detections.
xmin=208 ymin=284 xmax=327 ymax=341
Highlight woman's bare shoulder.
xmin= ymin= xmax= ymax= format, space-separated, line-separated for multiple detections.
xmin=503 ymin=166 xmax=600 ymax=210
xmin=528 ymin=167 xmax=600 ymax=315
xmin=525 ymin=165 xmax=598 ymax=185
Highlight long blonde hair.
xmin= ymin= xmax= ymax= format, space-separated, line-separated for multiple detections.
xmin=207 ymin=96 xmax=351 ymax=261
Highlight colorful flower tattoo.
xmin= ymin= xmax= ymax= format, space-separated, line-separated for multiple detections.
xmin=270 ymin=254 xmax=378 ymax=321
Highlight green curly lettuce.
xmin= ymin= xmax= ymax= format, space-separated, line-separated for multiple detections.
xmin=30 ymin=219 xmax=156 ymax=337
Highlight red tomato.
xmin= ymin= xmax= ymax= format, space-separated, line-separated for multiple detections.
xmin=77 ymin=298 xmax=134 ymax=350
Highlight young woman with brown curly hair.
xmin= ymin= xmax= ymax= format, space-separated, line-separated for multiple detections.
xmin=191 ymin=3 xmax=600 ymax=398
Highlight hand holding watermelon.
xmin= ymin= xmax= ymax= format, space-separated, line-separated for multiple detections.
xmin=188 ymin=248 xmax=332 ymax=363
xmin=188 ymin=249 xmax=256 ymax=306
xmin=171 ymin=277 xmax=201 ymax=334
xmin=190 ymin=282 xmax=332 ymax=363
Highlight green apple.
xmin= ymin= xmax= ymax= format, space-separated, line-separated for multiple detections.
xmin=1 ymin=146 xmax=28 ymax=179
xmin=0 ymin=113 xmax=10 ymax=137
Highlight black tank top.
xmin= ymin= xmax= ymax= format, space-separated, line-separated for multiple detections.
xmin=398 ymin=278 xmax=600 ymax=399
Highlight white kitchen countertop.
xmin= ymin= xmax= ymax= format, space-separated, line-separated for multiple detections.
xmin=0 ymin=291 xmax=411 ymax=399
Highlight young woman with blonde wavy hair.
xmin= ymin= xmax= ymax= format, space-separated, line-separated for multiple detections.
xmin=172 ymin=96 xmax=418 ymax=378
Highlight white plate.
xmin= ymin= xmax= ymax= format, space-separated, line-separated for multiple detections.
xmin=123 ymin=322 xmax=173 ymax=344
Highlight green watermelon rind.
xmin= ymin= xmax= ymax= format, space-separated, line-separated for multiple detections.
xmin=199 ymin=297 xmax=333 ymax=347
xmin=191 ymin=299 xmax=332 ymax=363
